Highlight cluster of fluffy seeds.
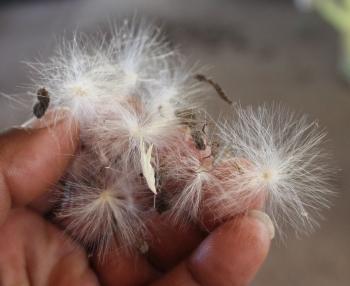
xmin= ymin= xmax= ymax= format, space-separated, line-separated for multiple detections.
xmin=27 ymin=21 xmax=333 ymax=256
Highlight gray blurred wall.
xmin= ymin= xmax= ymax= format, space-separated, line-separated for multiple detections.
xmin=0 ymin=1 xmax=349 ymax=285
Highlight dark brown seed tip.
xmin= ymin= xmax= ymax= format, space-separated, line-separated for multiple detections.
xmin=37 ymin=87 xmax=49 ymax=98
xmin=33 ymin=102 xmax=46 ymax=118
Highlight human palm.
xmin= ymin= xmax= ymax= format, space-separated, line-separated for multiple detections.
xmin=0 ymin=114 xmax=272 ymax=286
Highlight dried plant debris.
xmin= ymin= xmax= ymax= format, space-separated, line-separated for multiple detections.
xmin=195 ymin=74 xmax=232 ymax=105
xmin=33 ymin=88 xmax=50 ymax=118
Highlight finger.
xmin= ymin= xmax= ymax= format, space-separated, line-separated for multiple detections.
xmin=200 ymin=192 xmax=266 ymax=231
xmin=145 ymin=190 xmax=265 ymax=271
xmin=94 ymin=247 xmax=158 ymax=286
xmin=151 ymin=210 xmax=274 ymax=286
xmin=146 ymin=211 xmax=206 ymax=271
xmin=0 ymin=110 xmax=79 ymax=224
xmin=0 ymin=208 xmax=99 ymax=286
xmin=94 ymin=211 xmax=205 ymax=283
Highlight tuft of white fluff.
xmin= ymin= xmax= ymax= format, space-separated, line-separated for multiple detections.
xmin=27 ymin=21 xmax=201 ymax=128
xmin=26 ymin=35 xmax=120 ymax=126
xmin=161 ymin=145 xmax=211 ymax=222
xmin=55 ymin=153 xmax=147 ymax=257
xmin=86 ymin=98 xmax=183 ymax=171
xmin=108 ymin=20 xmax=176 ymax=91
xmin=27 ymin=21 xmax=204 ymax=172
xmin=158 ymin=127 xmax=223 ymax=223
xmin=213 ymin=105 xmax=333 ymax=235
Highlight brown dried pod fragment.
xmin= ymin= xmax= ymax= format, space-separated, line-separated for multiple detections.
xmin=191 ymin=129 xmax=206 ymax=150
xmin=33 ymin=88 xmax=50 ymax=118
xmin=195 ymin=74 xmax=232 ymax=105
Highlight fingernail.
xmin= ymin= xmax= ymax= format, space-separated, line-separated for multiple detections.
xmin=21 ymin=107 xmax=72 ymax=129
xmin=139 ymin=240 xmax=149 ymax=254
xmin=248 ymin=210 xmax=275 ymax=239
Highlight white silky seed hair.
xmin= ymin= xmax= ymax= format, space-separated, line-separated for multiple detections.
xmin=215 ymin=105 xmax=333 ymax=235
xmin=56 ymin=155 xmax=147 ymax=258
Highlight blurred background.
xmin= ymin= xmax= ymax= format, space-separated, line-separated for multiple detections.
xmin=0 ymin=0 xmax=349 ymax=285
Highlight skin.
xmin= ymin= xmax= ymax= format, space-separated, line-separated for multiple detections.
xmin=0 ymin=113 xmax=271 ymax=286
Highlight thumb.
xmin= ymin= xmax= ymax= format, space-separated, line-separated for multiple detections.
xmin=0 ymin=109 xmax=79 ymax=225
xmin=151 ymin=210 xmax=273 ymax=286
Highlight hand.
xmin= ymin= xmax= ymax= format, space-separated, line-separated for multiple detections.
xmin=0 ymin=111 xmax=273 ymax=286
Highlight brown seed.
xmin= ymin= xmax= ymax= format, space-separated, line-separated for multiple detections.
xmin=33 ymin=88 xmax=50 ymax=118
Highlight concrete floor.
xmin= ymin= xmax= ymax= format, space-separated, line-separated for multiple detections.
xmin=0 ymin=1 xmax=349 ymax=285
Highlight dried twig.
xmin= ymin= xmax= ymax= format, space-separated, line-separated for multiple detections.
xmin=195 ymin=74 xmax=232 ymax=105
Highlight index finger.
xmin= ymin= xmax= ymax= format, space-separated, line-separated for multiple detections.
xmin=0 ymin=111 xmax=79 ymax=224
